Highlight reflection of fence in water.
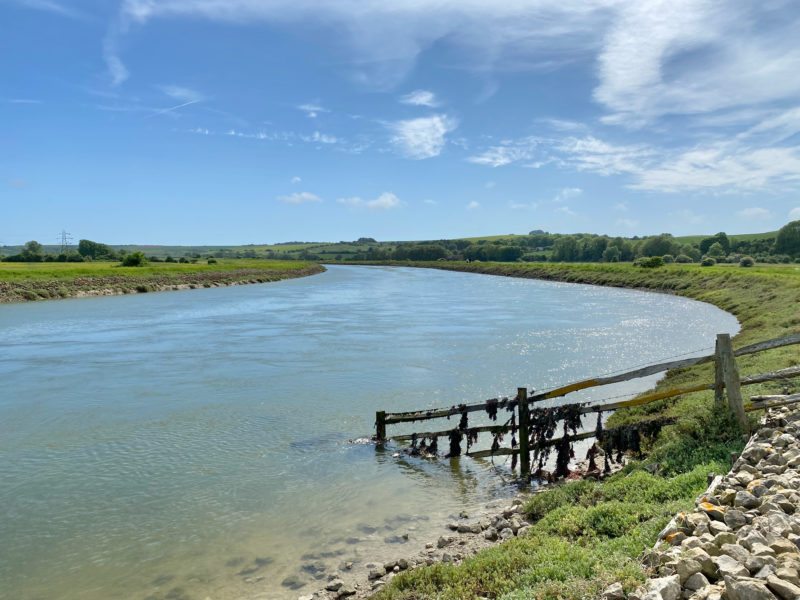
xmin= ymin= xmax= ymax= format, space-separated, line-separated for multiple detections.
xmin=375 ymin=333 xmax=800 ymax=479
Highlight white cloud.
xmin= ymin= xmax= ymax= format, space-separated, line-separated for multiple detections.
xmin=367 ymin=192 xmax=401 ymax=210
xmin=466 ymin=201 xmax=480 ymax=210
xmin=390 ymin=114 xmax=457 ymax=159
xmin=536 ymin=118 xmax=587 ymax=132
xmin=424 ymin=199 xmax=437 ymax=205
xmin=555 ymin=205 xmax=576 ymax=216
xmin=400 ymin=89 xmax=439 ymax=107
xmin=278 ymin=192 xmax=322 ymax=204
xmin=6 ymin=98 xmax=43 ymax=104
xmin=616 ymin=218 xmax=639 ymax=229
xmin=337 ymin=192 xmax=402 ymax=210
xmin=302 ymin=131 xmax=338 ymax=144
xmin=613 ymin=202 xmax=628 ymax=211
xmin=557 ymin=136 xmax=652 ymax=176
xmin=789 ymin=207 xmax=800 ymax=220
xmin=159 ymin=85 xmax=206 ymax=103
xmin=672 ymin=209 xmax=705 ymax=225
xmin=291 ymin=176 xmax=302 ymax=184
xmin=298 ymin=103 xmax=328 ymax=118
xmin=553 ymin=187 xmax=581 ymax=203
xmin=509 ymin=201 xmax=539 ymax=210
xmin=736 ymin=207 xmax=772 ymax=220
xmin=484 ymin=181 xmax=496 ymax=189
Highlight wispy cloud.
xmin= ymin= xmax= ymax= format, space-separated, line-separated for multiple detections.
xmin=298 ymin=103 xmax=329 ymax=118
xmin=553 ymin=187 xmax=581 ymax=203
xmin=616 ymin=218 xmax=639 ymax=229
xmin=5 ymin=98 xmax=43 ymax=104
xmin=337 ymin=192 xmax=402 ymax=210
xmin=291 ymin=176 xmax=302 ymax=184
xmin=613 ymin=202 xmax=628 ymax=212
xmin=278 ymin=192 xmax=323 ymax=204
xmin=103 ymin=31 xmax=129 ymax=86
xmin=555 ymin=205 xmax=576 ymax=216
xmin=146 ymin=100 xmax=201 ymax=119
xmin=466 ymin=201 xmax=480 ymax=210
xmin=509 ymin=201 xmax=539 ymax=210
xmin=736 ymin=207 xmax=772 ymax=220
xmin=10 ymin=0 xmax=80 ymax=18
xmin=466 ymin=137 xmax=540 ymax=167
xmin=672 ymin=209 xmax=705 ymax=225
xmin=399 ymin=89 xmax=440 ymax=107
xmin=390 ymin=114 xmax=457 ymax=159
xmin=159 ymin=85 xmax=206 ymax=103
xmin=557 ymin=136 xmax=652 ymax=176
xmin=789 ymin=207 xmax=800 ymax=220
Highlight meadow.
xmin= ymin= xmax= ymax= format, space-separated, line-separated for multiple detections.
xmin=0 ymin=259 xmax=322 ymax=302
xmin=373 ymin=260 xmax=800 ymax=600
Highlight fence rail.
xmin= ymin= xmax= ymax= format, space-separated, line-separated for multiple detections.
xmin=374 ymin=333 xmax=800 ymax=479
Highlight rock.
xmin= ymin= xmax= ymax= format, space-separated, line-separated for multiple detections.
xmin=646 ymin=574 xmax=681 ymax=600
xmin=484 ymin=527 xmax=498 ymax=541
xmin=752 ymin=485 xmax=770 ymax=498
xmin=517 ymin=525 xmax=531 ymax=538
xmin=479 ymin=519 xmax=491 ymax=530
xmin=447 ymin=522 xmax=459 ymax=531
xmin=726 ymin=510 xmax=749 ymax=530
xmin=499 ymin=528 xmax=514 ymax=541
xmin=602 ymin=582 xmax=625 ymax=600
xmin=712 ymin=510 xmax=732 ymax=535
xmin=769 ymin=539 xmax=798 ymax=556
xmin=715 ymin=532 xmax=739 ymax=547
xmin=441 ymin=553 xmax=452 ymax=563
xmin=337 ymin=584 xmax=356 ymax=597
xmin=397 ymin=558 xmax=409 ymax=570
xmin=716 ymin=554 xmax=750 ymax=578
xmin=752 ymin=543 xmax=778 ymax=558
xmin=722 ymin=543 xmax=753 ymax=566
xmin=437 ymin=536 xmax=451 ymax=549
xmin=700 ymin=502 xmax=728 ymax=521
xmin=281 ymin=575 xmax=306 ymax=590
xmin=724 ymin=575 xmax=779 ymax=600
xmin=687 ymin=548 xmax=718 ymax=579
xmin=676 ymin=558 xmax=702 ymax=584
xmin=457 ymin=524 xmax=472 ymax=533
xmin=368 ymin=566 xmax=386 ymax=580
xmin=737 ymin=492 xmax=763 ymax=510
xmin=383 ymin=561 xmax=397 ymax=571
xmin=741 ymin=531 xmax=770 ymax=552
xmin=775 ymin=567 xmax=800 ymax=586
xmin=325 ymin=579 xmax=344 ymax=592
xmin=754 ymin=565 xmax=778 ymax=580
xmin=742 ymin=445 xmax=770 ymax=465
xmin=766 ymin=574 xmax=800 ymax=600
xmin=492 ymin=517 xmax=511 ymax=531
xmin=668 ymin=532 xmax=687 ymax=546
xmin=459 ymin=510 xmax=469 ymax=519
xmin=684 ymin=572 xmax=710 ymax=591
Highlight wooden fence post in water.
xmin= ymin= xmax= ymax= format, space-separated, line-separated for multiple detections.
xmin=717 ymin=333 xmax=749 ymax=433
xmin=517 ymin=387 xmax=530 ymax=479
xmin=376 ymin=411 xmax=386 ymax=442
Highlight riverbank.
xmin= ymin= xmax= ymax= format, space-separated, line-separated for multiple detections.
xmin=0 ymin=260 xmax=325 ymax=303
xmin=334 ymin=261 xmax=799 ymax=599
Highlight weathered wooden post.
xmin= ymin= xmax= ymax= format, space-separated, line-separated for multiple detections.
xmin=517 ymin=387 xmax=530 ymax=478
xmin=716 ymin=333 xmax=749 ymax=433
xmin=375 ymin=410 xmax=387 ymax=442
xmin=714 ymin=337 xmax=725 ymax=407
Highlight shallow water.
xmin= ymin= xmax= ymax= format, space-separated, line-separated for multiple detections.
xmin=0 ymin=265 xmax=738 ymax=599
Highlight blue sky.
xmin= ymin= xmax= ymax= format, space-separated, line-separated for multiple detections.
xmin=2 ymin=0 xmax=800 ymax=245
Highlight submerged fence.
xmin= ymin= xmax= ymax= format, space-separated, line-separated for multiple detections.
xmin=375 ymin=333 xmax=800 ymax=478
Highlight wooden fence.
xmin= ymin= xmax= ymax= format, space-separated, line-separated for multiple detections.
xmin=375 ymin=333 xmax=800 ymax=478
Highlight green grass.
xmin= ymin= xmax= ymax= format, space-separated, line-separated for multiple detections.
xmin=0 ymin=259 xmax=323 ymax=302
xmin=371 ymin=260 xmax=799 ymax=600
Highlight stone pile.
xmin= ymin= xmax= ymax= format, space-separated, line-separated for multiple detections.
xmin=618 ymin=407 xmax=800 ymax=600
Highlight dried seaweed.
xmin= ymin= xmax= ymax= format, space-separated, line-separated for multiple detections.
xmin=529 ymin=403 xmax=585 ymax=478
xmin=465 ymin=428 xmax=479 ymax=452
xmin=458 ymin=408 xmax=468 ymax=432
xmin=427 ymin=435 xmax=438 ymax=455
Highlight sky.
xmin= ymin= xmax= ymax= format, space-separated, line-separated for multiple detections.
xmin=2 ymin=0 xmax=800 ymax=246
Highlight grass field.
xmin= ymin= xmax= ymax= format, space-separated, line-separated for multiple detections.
xmin=372 ymin=260 xmax=799 ymax=600
xmin=0 ymin=259 xmax=323 ymax=302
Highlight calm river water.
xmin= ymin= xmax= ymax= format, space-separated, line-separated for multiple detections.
xmin=0 ymin=265 xmax=739 ymax=600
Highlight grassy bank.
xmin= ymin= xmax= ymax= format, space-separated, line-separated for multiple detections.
xmin=0 ymin=259 xmax=324 ymax=303
xmin=372 ymin=261 xmax=800 ymax=600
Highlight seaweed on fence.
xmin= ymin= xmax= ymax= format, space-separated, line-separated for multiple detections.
xmin=428 ymin=435 xmax=438 ymax=455
xmin=529 ymin=403 xmax=585 ymax=478
xmin=485 ymin=398 xmax=499 ymax=421
xmin=465 ymin=428 xmax=479 ymax=452
xmin=447 ymin=429 xmax=463 ymax=457
xmin=600 ymin=417 xmax=674 ymax=467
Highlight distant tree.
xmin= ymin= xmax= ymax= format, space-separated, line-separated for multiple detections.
xmin=499 ymin=246 xmax=523 ymax=262
xmin=551 ymin=236 xmax=579 ymax=261
xmin=78 ymin=239 xmax=118 ymax=260
xmin=739 ymin=256 xmax=755 ymax=267
xmin=662 ymin=254 xmax=674 ymax=264
xmin=700 ymin=232 xmax=730 ymax=255
xmin=121 ymin=251 xmax=148 ymax=266
xmin=602 ymin=245 xmax=621 ymax=262
xmin=675 ymin=254 xmax=693 ymax=263
xmin=640 ymin=234 xmax=677 ymax=257
xmin=706 ymin=242 xmax=727 ymax=258
xmin=701 ymin=257 xmax=716 ymax=266
xmin=19 ymin=240 xmax=44 ymax=261
xmin=775 ymin=220 xmax=800 ymax=256
xmin=357 ymin=237 xmax=377 ymax=244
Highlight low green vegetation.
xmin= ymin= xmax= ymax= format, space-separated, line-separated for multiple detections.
xmin=374 ymin=261 xmax=799 ymax=600
xmin=0 ymin=259 xmax=322 ymax=302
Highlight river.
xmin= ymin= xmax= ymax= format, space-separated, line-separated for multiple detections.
xmin=0 ymin=265 xmax=739 ymax=600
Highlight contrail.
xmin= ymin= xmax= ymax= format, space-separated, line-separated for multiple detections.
xmin=145 ymin=99 xmax=201 ymax=118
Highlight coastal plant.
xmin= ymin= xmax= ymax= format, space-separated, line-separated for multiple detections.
xmin=700 ymin=257 xmax=716 ymax=266
xmin=675 ymin=254 xmax=693 ymax=263
xmin=121 ymin=251 xmax=148 ymax=267
xmin=739 ymin=256 xmax=755 ymax=267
